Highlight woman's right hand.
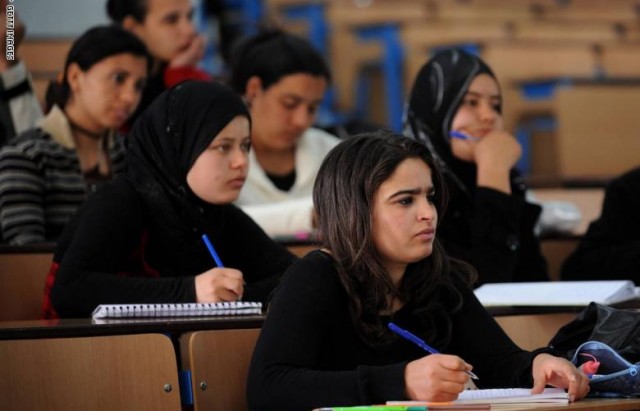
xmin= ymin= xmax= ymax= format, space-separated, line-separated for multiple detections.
xmin=404 ymin=354 xmax=472 ymax=401
xmin=195 ymin=267 xmax=244 ymax=302
xmin=473 ymin=130 xmax=522 ymax=194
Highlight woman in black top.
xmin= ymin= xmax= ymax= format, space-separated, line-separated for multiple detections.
xmin=246 ymin=133 xmax=589 ymax=410
xmin=43 ymin=81 xmax=296 ymax=318
xmin=404 ymin=49 xmax=548 ymax=285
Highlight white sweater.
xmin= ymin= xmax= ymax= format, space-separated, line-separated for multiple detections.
xmin=236 ymin=127 xmax=340 ymax=237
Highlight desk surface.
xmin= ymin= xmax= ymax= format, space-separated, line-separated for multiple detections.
xmin=499 ymin=397 xmax=640 ymax=410
xmin=0 ymin=315 xmax=264 ymax=340
xmin=0 ymin=306 xmax=583 ymax=341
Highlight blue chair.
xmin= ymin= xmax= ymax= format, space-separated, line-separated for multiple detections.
xmin=353 ymin=24 xmax=405 ymax=131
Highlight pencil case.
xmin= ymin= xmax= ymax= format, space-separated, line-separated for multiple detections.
xmin=571 ymin=340 xmax=640 ymax=397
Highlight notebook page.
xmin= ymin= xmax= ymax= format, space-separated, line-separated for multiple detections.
xmin=457 ymin=388 xmax=568 ymax=403
xmin=388 ymin=388 xmax=568 ymax=406
xmin=474 ymin=280 xmax=636 ymax=306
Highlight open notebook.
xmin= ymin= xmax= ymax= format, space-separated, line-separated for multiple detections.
xmin=91 ymin=301 xmax=262 ymax=319
xmin=474 ymin=280 xmax=639 ymax=307
xmin=388 ymin=387 xmax=569 ymax=407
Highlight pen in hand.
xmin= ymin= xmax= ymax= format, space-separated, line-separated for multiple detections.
xmin=202 ymin=233 xmax=245 ymax=301
xmin=202 ymin=233 xmax=224 ymax=267
xmin=388 ymin=322 xmax=479 ymax=380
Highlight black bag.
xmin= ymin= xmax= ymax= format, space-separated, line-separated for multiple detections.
xmin=549 ymin=302 xmax=640 ymax=363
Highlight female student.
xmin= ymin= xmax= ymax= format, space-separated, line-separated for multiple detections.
xmin=404 ymin=49 xmax=548 ymax=284
xmin=0 ymin=25 xmax=149 ymax=245
xmin=42 ymin=81 xmax=297 ymax=319
xmin=246 ymin=133 xmax=589 ymax=410
xmin=106 ymin=0 xmax=211 ymax=126
xmin=230 ymin=30 xmax=340 ymax=237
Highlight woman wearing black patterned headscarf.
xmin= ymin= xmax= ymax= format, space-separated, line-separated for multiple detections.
xmin=404 ymin=49 xmax=548 ymax=285
xmin=43 ymin=80 xmax=297 ymax=318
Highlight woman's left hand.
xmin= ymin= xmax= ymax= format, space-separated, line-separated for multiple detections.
xmin=531 ymin=353 xmax=590 ymax=402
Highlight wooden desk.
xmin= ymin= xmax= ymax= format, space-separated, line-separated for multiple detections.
xmin=532 ymin=188 xmax=604 ymax=237
xmin=0 ymin=306 xmax=579 ymax=356
xmin=499 ymin=398 xmax=640 ymax=410
xmin=495 ymin=312 xmax=577 ymax=351
xmin=0 ymin=316 xmax=264 ymax=340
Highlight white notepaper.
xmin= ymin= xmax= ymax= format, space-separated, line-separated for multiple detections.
xmin=474 ymin=280 xmax=638 ymax=307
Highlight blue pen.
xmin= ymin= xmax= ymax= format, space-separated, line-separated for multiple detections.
xmin=388 ymin=322 xmax=479 ymax=380
xmin=449 ymin=130 xmax=479 ymax=141
xmin=202 ymin=234 xmax=224 ymax=268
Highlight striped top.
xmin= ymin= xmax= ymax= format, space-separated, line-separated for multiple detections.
xmin=0 ymin=106 xmax=126 ymax=245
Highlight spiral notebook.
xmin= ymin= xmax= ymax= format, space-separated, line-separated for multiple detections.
xmin=91 ymin=301 xmax=262 ymax=319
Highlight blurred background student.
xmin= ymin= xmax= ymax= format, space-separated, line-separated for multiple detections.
xmin=106 ymin=0 xmax=211 ymax=127
xmin=0 ymin=1 xmax=42 ymax=146
xmin=43 ymin=81 xmax=296 ymax=319
xmin=562 ymin=166 xmax=640 ymax=283
xmin=230 ymin=30 xmax=340 ymax=237
xmin=404 ymin=49 xmax=548 ymax=285
xmin=0 ymin=25 xmax=149 ymax=245
xmin=247 ymin=133 xmax=589 ymax=410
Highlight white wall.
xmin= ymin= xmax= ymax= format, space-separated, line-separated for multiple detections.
xmin=19 ymin=0 xmax=109 ymax=38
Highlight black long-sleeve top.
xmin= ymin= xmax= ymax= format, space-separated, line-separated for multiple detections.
xmin=247 ymin=250 xmax=546 ymax=411
xmin=439 ymin=183 xmax=549 ymax=285
xmin=562 ymin=167 xmax=640 ymax=283
xmin=48 ymin=179 xmax=297 ymax=318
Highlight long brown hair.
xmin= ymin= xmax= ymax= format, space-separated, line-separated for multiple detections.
xmin=313 ymin=131 xmax=476 ymax=347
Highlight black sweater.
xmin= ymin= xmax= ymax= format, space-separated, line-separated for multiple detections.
xmin=49 ymin=179 xmax=297 ymax=317
xmin=562 ymin=167 xmax=640 ymax=283
xmin=247 ymin=250 xmax=544 ymax=411
xmin=439 ymin=184 xmax=549 ymax=285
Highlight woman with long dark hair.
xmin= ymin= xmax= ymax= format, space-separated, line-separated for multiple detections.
xmin=246 ymin=132 xmax=588 ymax=410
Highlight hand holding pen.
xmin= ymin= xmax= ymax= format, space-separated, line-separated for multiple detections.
xmin=194 ymin=234 xmax=244 ymax=302
xmin=389 ymin=322 xmax=478 ymax=402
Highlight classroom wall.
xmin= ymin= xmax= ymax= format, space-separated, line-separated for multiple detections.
xmin=18 ymin=0 xmax=201 ymax=38
xmin=18 ymin=0 xmax=108 ymax=38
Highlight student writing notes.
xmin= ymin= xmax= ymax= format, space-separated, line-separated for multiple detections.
xmin=246 ymin=133 xmax=589 ymax=411
xmin=404 ymin=49 xmax=548 ymax=285
xmin=42 ymin=81 xmax=296 ymax=318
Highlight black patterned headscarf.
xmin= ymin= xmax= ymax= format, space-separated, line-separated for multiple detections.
xmin=125 ymin=80 xmax=251 ymax=269
xmin=404 ymin=49 xmax=524 ymax=198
